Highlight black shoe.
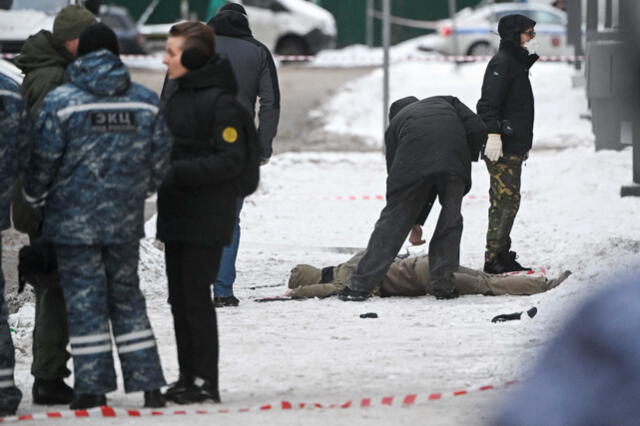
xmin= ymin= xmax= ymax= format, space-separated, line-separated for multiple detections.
xmin=337 ymin=287 xmax=371 ymax=301
xmin=170 ymin=377 xmax=220 ymax=405
xmin=484 ymin=251 xmax=531 ymax=274
xmin=164 ymin=374 xmax=193 ymax=401
xmin=432 ymin=286 xmax=459 ymax=300
xmin=213 ymin=295 xmax=240 ymax=308
xmin=32 ymin=378 xmax=74 ymax=405
xmin=144 ymin=389 xmax=166 ymax=408
xmin=0 ymin=407 xmax=17 ymax=417
xmin=69 ymin=394 xmax=106 ymax=410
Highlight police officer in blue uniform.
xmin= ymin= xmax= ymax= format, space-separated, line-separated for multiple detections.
xmin=0 ymin=73 xmax=30 ymax=418
xmin=23 ymin=24 xmax=172 ymax=410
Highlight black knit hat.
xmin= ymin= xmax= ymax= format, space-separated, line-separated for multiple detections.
xmin=220 ymin=2 xmax=247 ymax=16
xmin=498 ymin=14 xmax=536 ymax=44
xmin=78 ymin=23 xmax=120 ymax=57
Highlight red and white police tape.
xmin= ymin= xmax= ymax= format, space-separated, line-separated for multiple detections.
xmin=0 ymin=380 xmax=518 ymax=423
xmin=0 ymin=52 xmax=584 ymax=65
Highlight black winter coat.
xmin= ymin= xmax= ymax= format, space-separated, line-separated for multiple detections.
xmin=385 ymin=96 xmax=487 ymax=198
xmin=208 ymin=10 xmax=280 ymax=161
xmin=476 ymin=15 xmax=538 ymax=155
xmin=157 ymin=56 xmax=256 ymax=247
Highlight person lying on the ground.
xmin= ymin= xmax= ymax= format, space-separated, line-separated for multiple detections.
xmin=287 ymin=251 xmax=571 ymax=299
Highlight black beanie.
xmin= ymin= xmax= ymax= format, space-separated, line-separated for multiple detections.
xmin=78 ymin=23 xmax=120 ymax=57
xmin=220 ymin=2 xmax=247 ymax=16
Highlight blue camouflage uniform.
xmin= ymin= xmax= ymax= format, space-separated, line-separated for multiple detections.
xmin=23 ymin=49 xmax=172 ymax=396
xmin=0 ymin=74 xmax=30 ymax=414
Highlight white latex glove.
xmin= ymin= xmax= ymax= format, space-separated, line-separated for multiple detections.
xmin=523 ymin=39 xmax=540 ymax=55
xmin=484 ymin=133 xmax=503 ymax=162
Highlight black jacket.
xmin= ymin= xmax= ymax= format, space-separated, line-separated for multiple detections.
xmin=385 ymin=96 xmax=487 ymax=198
xmin=476 ymin=14 xmax=538 ymax=155
xmin=157 ymin=56 xmax=258 ymax=247
xmin=208 ymin=10 xmax=280 ymax=161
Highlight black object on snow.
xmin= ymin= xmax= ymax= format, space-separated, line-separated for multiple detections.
xmin=360 ymin=312 xmax=379 ymax=319
xmin=492 ymin=307 xmax=537 ymax=323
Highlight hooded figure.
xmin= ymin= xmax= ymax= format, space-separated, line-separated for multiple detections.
xmin=476 ymin=14 xmax=538 ymax=275
xmin=339 ymin=96 xmax=486 ymax=301
xmin=202 ymin=5 xmax=281 ymax=308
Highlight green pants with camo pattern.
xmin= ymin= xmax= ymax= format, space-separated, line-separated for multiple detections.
xmin=485 ymin=154 xmax=524 ymax=263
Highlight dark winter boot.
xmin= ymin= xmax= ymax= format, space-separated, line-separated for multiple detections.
xmin=32 ymin=378 xmax=74 ymax=405
xmin=171 ymin=377 xmax=220 ymax=405
xmin=432 ymin=286 xmax=460 ymax=300
xmin=164 ymin=374 xmax=193 ymax=402
xmin=484 ymin=251 xmax=531 ymax=274
xmin=143 ymin=389 xmax=166 ymax=408
xmin=69 ymin=393 xmax=106 ymax=410
xmin=213 ymin=295 xmax=240 ymax=308
xmin=337 ymin=287 xmax=371 ymax=301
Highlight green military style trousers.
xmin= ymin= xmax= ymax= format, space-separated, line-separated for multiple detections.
xmin=485 ymin=154 xmax=524 ymax=263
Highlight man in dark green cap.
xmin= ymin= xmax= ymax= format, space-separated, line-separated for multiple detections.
xmin=12 ymin=4 xmax=97 ymax=406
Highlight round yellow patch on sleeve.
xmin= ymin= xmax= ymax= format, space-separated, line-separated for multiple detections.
xmin=222 ymin=127 xmax=238 ymax=143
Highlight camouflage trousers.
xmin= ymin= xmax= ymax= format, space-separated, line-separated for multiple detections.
xmin=0 ymin=241 xmax=22 ymax=413
xmin=485 ymin=154 xmax=524 ymax=263
xmin=56 ymin=243 xmax=165 ymax=395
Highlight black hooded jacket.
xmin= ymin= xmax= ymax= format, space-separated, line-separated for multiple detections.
xmin=476 ymin=14 xmax=538 ymax=155
xmin=157 ymin=55 xmax=258 ymax=247
xmin=208 ymin=10 xmax=280 ymax=160
xmin=385 ymin=96 xmax=487 ymax=198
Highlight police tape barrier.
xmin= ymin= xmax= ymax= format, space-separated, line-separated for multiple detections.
xmin=0 ymin=52 xmax=584 ymax=66
xmin=248 ymin=194 xmax=488 ymax=201
xmin=0 ymin=380 xmax=519 ymax=423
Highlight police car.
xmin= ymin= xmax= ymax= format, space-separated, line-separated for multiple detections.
xmin=420 ymin=2 xmax=570 ymax=56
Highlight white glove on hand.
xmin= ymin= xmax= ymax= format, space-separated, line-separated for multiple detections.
xmin=523 ymin=39 xmax=540 ymax=55
xmin=484 ymin=133 xmax=503 ymax=162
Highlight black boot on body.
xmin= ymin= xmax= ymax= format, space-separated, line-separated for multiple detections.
xmin=69 ymin=393 xmax=106 ymax=410
xmin=32 ymin=378 xmax=74 ymax=405
xmin=143 ymin=389 xmax=166 ymax=408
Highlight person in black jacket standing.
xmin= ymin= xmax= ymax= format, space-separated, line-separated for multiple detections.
xmin=158 ymin=21 xmax=258 ymax=404
xmin=477 ymin=14 xmax=539 ymax=274
xmin=339 ymin=96 xmax=487 ymax=301
xmin=205 ymin=3 xmax=281 ymax=307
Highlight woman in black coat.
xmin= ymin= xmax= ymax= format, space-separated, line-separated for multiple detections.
xmin=157 ymin=21 xmax=257 ymax=405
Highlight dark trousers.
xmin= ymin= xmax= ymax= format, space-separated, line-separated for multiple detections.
xmin=165 ymin=242 xmax=222 ymax=389
xmin=349 ymin=173 xmax=465 ymax=294
xmin=31 ymin=285 xmax=70 ymax=380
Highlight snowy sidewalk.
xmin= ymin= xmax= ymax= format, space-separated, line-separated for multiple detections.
xmin=8 ymin=145 xmax=639 ymax=425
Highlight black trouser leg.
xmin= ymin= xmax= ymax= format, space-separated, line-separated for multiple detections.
xmin=349 ymin=181 xmax=435 ymax=293
xmin=428 ymin=174 xmax=465 ymax=293
xmin=165 ymin=242 xmax=222 ymax=388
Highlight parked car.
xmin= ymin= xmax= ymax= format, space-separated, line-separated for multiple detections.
xmin=0 ymin=0 xmax=146 ymax=54
xmin=141 ymin=0 xmax=337 ymax=55
xmin=100 ymin=4 xmax=146 ymax=54
xmin=420 ymin=2 xmax=570 ymax=57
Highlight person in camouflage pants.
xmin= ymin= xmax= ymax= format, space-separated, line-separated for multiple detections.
xmin=23 ymin=26 xmax=171 ymax=410
xmin=0 ymin=73 xmax=31 ymax=417
xmin=485 ymin=154 xmax=523 ymax=264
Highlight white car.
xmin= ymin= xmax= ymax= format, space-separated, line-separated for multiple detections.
xmin=420 ymin=2 xmax=570 ymax=57
xmin=141 ymin=0 xmax=337 ymax=55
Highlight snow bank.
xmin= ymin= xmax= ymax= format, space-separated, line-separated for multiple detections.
xmin=313 ymin=61 xmax=593 ymax=150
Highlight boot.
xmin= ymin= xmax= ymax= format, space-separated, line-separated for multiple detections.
xmin=484 ymin=251 xmax=531 ymax=274
xmin=144 ymin=389 xmax=166 ymax=408
xmin=432 ymin=286 xmax=459 ymax=300
xmin=337 ymin=287 xmax=370 ymax=301
xmin=69 ymin=394 xmax=106 ymax=410
xmin=164 ymin=374 xmax=193 ymax=402
xmin=32 ymin=378 xmax=74 ymax=405
xmin=213 ymin=295 xmax=240 ymax=308
xmin=171 ymin=377 xmax=220 ymax=405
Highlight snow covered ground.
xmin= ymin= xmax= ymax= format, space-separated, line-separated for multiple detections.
xmin=6 ymin=47 xmax=640 ymax=425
